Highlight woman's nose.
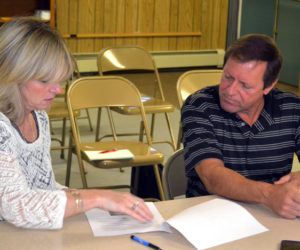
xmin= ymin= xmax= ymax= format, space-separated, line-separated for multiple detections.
xmin=50 ymin=83 xmax=62 ymax=94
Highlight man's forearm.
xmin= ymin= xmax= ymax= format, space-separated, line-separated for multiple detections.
xmin=195 ymin=159 xmax=274 ymax=205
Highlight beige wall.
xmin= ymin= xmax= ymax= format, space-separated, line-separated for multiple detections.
xmin=56 ymin=0 xmax=229 ymax=53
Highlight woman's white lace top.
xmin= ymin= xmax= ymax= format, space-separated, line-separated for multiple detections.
xmin=0 ymin=111 xmax=67 ymax=229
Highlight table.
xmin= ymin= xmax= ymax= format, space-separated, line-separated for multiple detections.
xmin=0 ymin=195 xmax=299 ymax=250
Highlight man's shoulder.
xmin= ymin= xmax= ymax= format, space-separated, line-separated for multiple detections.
xmin=184 ymin=85 xmax=219 ymax=106
xmin=271 ymin=88 xmax=300 ymax=101
xmin=266 ymin=88 xmax=300 ymax=116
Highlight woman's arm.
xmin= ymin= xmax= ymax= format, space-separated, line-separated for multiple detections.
xmin=64 ymin=189 xmax=153 ymax=223
xmin=0 ymin=152 xmax=153 ymax=229
xmin=0 ymin=152 xmax=67 ymax=229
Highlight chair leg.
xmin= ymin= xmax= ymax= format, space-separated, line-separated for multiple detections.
xmin=107 ymin=107 xmax=118 ymax=141
xmin=139 ymin=121 xmax=145 ymax=142
xmin=50 ymin=121 xmax=54 ymax=135
xmin=82 ymin=160 xmax=89 ymax=174
xmin=105 ymin=108 xmax=125 ymax=172
xmin=65 ymin=135 xmax=73 ymax=187
xmin=60 ymin=117 xmax=67 ymax=159
xmin=164 ymin=113 xmax=176 ymax=151
xmin=150 ymin=113 xmax=156 ymax=138
xmin=77 ymin=156 xmax=88 ymax=189
xmin=148 ymin=113 xmax=176 ymax=151
xmin=85 ymin=108 xmax=93 ymax=131
xmin=176 ymin=123 xmax=183 ymax=150
xmin=95 ymin=107 xmax=102 ymax=141
xmin=153 ymin=164 xmax=166 ymax=201
xmin=96 ymin=107 xmax=120 ymax=142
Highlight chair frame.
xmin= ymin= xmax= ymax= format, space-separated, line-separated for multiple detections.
xmin=162 ymin=148 xmax=187 ymax=200
xmin=48 ymin=61 xmax=93 ymax=158
xmin=176 ymin=69 xmax=223 ymax=149
xmin=48 ymin=78 xmax=73 ymax=159
xmin=66 ymin=75 xmax=166 ymax=200
xmin=96 ymin=45 xmax=176 ymax=150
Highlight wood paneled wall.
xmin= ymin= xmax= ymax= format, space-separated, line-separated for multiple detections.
xmin=56 ymin=0 xmax=228 ymax=53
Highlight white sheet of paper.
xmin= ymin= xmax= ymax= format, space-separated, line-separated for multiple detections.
xmin=84 ymin=149 xmax=134 ymax=161
xmin=85 ymin=202 xmax=171 ymax=237
xmin=166 ymin=198 xmax=268 ymax=249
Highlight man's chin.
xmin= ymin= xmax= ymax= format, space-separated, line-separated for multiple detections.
xmin=220 ymin=103 xmax=238 ymax=114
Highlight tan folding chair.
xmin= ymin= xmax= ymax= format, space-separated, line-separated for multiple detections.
xmin=96 ymin=45 xmax=176 ymax=150
xmin=162 ymin=149 xmax=188 ymax=200
xmin=176 ymin=69 xmax=223 ymax=149
xmin=66 ymin=76 xmax=166 ymax=200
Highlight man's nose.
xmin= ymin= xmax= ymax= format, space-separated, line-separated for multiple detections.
xmin=226 ymin=81 xmax=238 ymax=96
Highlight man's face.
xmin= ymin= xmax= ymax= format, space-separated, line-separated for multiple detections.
xmin=219 ymin=58 xmax=274 ymax=119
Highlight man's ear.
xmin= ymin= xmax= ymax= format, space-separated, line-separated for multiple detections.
xmin=263 ymin=79 xmax=278 ymax=95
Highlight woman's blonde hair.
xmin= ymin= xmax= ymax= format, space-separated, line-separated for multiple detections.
xmin=0 ymin=17 xmax=74 ymax=123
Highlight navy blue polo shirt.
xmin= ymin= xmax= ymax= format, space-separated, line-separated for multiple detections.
xmin=181 ymin=85 xmax=300 ymax=197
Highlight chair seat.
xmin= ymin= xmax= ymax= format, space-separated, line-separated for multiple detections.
xmin=79 ymin=141 xmax=164 ymax=168
xmin=111 ymin=97 xmax=175 ymax=115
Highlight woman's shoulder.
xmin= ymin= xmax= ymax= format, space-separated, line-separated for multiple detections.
xmin=0 ymin=113 xmax=16 ymax=153
xmin=0 ymin=112 xmax=12 ymax=125
xmin=0 ymin=113 xmax=14 ymax=133
xmin=34 ymin=110 xmax=49 ymax=126
xmin=34 ymin=110 xmax=48 ymax=119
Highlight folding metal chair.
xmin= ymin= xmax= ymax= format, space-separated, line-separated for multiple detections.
xmin=97 ymin=45 xmax=176 ymax=150
xmin=162 ymin=149 xmax=187 ymax=200
xmin=176 ymin=69 xmax=223 ymax=149
xmin=66 ymin=76 xmax=166 ymax=200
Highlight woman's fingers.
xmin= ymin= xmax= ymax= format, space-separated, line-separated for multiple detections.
xmin=98 ymin=190 xmax=153 ymax=222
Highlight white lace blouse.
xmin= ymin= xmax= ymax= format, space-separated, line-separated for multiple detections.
xmin=0 ymin=111 xmax=67 ymax=229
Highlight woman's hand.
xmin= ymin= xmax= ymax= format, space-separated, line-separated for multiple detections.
xmin=65 ymin=189 xmax=153 ymax=222
xmin=96 ymin=190 xmax=153 ymax=222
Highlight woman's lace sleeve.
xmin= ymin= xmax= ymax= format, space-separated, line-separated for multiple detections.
xmin=0 ymin=152 xmax=67 ymax=229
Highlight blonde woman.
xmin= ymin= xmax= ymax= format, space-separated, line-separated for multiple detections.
xmin=0 ymin=17 xmax=152 ymax=229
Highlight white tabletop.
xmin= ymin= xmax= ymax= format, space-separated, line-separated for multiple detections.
xmin=0 ymin=195 xmax=298 ymax=250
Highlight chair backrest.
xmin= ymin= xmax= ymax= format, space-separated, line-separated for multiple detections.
xmin=67 ymin=76 xmax=152 ymax=145
xmin=162 ymin=149 xmax=187 ymax=200
xmin=97 ymin=45 xmax=165 ymax=100
xmin=177 ymin=69 xmax=223 ymax=107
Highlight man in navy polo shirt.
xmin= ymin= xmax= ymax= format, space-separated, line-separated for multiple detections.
xmin=182 ymin=34 xmax=300 ymax=219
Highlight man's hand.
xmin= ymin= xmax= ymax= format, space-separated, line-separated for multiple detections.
xmin=267 ymin=176 xmax=300 ymax=219
xmin=195 ymin=159 xmax=300 ymax=219
xmin=275 ymin=172 xmax=300 ymax=185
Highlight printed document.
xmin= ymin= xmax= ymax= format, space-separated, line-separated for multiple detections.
xmin=86 ymin=202 xmax=171 ymax=236
xmin=86 ymin=198 xmax=268 ymax=249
